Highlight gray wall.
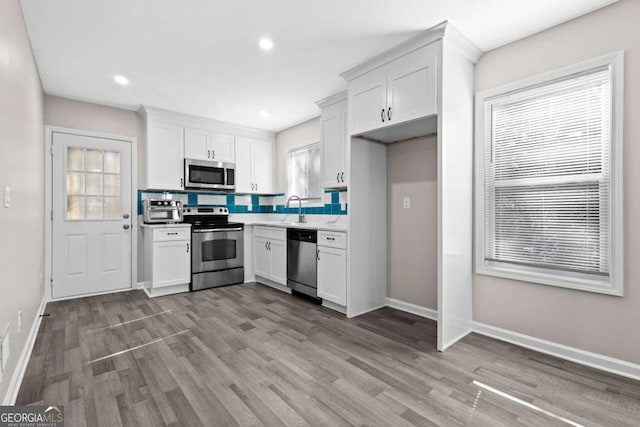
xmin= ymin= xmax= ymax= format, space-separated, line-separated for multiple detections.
xmin=387 ymin=136 xmax=438 ymax=309
xmin=474 ymin=0 xmax=640 ymax=364
xmin=0 ymin=0 xmax=44 ymax=402
xmin=44 ymin=95 xmax=144 ymax=184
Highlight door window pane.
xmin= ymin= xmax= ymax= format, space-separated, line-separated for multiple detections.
xmin=66 ymin=172 xmax=84 ymax=195
xmin=86 ymin=150 xmax=103 ymax=172
xmin=86 ymin=173 xmax=103 ymax=195
xmin=65 ymin=147 xmax=122 ymax=220
xmin=104 ymin=197 xmax=120 ymax=219
xmin=67 ymin=196 xmax=85 ymax=219
xmin=86 ymin=197 xmax=103 ymax=219
xmin=104 ymin=152 xmax=120 ymax=174
xmin=104 ymin=175 xmax=120 ymax=196
xmin=67 ymin=147 xmax=84 ymax=171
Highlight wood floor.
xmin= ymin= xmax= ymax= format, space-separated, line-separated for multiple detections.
xmin=17 ymin=283 xmax=640 ymax=426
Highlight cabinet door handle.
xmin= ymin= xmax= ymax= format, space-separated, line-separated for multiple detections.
xmin=268 ymin=241 xmax=271 ymax=250
xmin=123 ymin=224 xmax=130 ymax=230
xmin=265 ymin=241 xmax=268 ymax=250
xmin=186 ymin=243 xmax=190 ymax=253
xmin=340 ymin=172 xmax=344 ymax=183
xmin=337 ymin=173 xmax=340 ymax=183
xmin=317 ymin=249 xmax=320 ymax=260
xmin=207 ymin=149 xmax=210 ymax=158
xmin=180 ymin=178 xmax=184 ymax=188
xmin=256 ymin=183 xmax=258 ymax=192
xmin=381 ymin=108 xmax=385 ymax=123
xmin=212 ymin=150 xmax=215 ymax=159
xmin=388 ymin=107 xmax=392 ymax=121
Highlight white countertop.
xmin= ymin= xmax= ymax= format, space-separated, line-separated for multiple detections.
xmin=139 ymin=222 xmax=192 ymax=229
xmin=241 ymin=220 xmax=347 ymax=232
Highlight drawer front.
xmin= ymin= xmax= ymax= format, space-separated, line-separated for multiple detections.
xmin=153 ymin=227 xmax=190 ymax=242
xmin=254 ymin=226 xmax=286 ymax=241
xmin=318 ymin=231 xmax=346 ymax=249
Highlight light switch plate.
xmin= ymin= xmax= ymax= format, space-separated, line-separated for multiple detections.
xmin=3 ymin=185 xmax=11 ymax=208
xmin=403 ymin=197 xmax=411 ymax=209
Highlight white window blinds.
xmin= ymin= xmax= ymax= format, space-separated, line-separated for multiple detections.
xmin=483 ymin=66 xmax=612 ymax=277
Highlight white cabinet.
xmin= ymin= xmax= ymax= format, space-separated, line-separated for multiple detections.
xmin=235 ymin=137 xmax=274 ymax=194
xmin=144 ymin=120 xmax=184 ymax=190
xmin=253 ymin=226 xmax=286 ymax=285
xmin=348 ymin=45 xmax=437 ymax=136
xmin=317 ymin=230 xmax=347 ymax=306
xmin=317 ymin=92 xmax=348 ymax=188
xmin=184 ymin=127 xmax=235 ymax=163
xmin=142 ymin=225 xmax=191 ymax=297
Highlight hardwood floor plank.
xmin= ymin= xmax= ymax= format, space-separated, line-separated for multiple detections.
xmin=15 ymin=283 xmax=640 ymax=426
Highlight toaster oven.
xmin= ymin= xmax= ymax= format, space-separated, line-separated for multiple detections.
xmin=142 ymin=199 xmax=184 ymax=224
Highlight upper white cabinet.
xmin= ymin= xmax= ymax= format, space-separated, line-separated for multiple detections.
xmin=184 ymin=127 xmax=235 ymax=163
xmin=317 ymin=92 xmax=348 ymax=188
xmin=211 ymin=133 xmax=235 ymax=163
xmin=345 ymin=44 xmax=438 ymax=136
xmin=235 ymin=136 xmax=274 ymax=194
xmin=140 ymin=106 xmax=275 ymax=192
xmin=144 ymin=120 xmax=185 ymax=190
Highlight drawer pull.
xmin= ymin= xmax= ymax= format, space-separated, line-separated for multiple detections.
xmin=326 ymin=237 xmax=335 ymax=241
xmin=168 ymin=232 xmax=178 ymax=235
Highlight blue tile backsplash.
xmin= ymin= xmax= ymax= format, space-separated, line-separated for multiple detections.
xmin=138 ymin=189 xmax=348 ymax=216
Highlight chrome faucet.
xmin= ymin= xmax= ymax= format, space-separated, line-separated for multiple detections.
xmin=286 ymin=195 xmax=306 ymax=223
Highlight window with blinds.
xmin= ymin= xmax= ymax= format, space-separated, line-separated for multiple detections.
xmin=476 ymin=52 xmax=624 ymax=295
xmin=287 ymin=143 xmax=321 ymax=200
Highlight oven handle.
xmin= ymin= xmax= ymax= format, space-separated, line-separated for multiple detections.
xmin=193 ymin=227 xmax=244 ymax=233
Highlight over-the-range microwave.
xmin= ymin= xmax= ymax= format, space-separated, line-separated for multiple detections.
xmin=184 ymin=158 xmax=235 ymax=191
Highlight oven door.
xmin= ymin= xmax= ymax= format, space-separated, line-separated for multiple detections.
xmin=192 ymin=228 xmax=244 ymax=273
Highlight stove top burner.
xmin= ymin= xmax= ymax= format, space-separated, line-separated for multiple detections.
xmin=182 ymin=205 xmax=243 ymax=230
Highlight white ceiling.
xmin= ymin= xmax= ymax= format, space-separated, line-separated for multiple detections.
xmin=20 ymin=0 xmax=617 ymax=132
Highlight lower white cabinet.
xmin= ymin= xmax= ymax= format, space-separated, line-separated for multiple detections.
xmin=142 ymin=225 xmax=191 ymax=297
xmin=317 ymin=231 xmax=347 ymax=305
xmin=253 ymin=227 xmax=286 ymax=285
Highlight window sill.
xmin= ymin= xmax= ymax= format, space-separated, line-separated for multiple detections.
xmin=476 ymin=263 xmax=622 ymax=297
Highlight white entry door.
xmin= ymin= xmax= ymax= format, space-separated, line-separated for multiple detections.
xmin=51 ymin=131 xmax=132 ymax=298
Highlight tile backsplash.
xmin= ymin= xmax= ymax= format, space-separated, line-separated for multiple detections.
xmin=138 ymin=189 xmax=348 ymax=216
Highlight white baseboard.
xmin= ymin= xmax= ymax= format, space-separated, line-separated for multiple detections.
xmin=2 ymin=295 xmax=47 ymax=405
xmin=386 ymin=298 xmax=438 ymax=321
xmin=472 ymin=321 xmax=640 ymax=382
xmin=49 ymin=286 xmax=134 ymax=302
xmin=384 ymin=298 xmax=640 ymax=382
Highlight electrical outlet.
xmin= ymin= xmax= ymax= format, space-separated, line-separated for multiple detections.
xmin=403 ymin=197 xmax=411 ymax=209
xmin=18 ymin=310 xmax=23 ymax=333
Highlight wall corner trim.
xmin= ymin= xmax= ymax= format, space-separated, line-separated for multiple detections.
xmin=472 ymin=321 xmax=640 ymax=382
xmin=386 ymin=298 xmax=438 ymax=321
xmin=2 ymin=295 xmax=47 ymax=405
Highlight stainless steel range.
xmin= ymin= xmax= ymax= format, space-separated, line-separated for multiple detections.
xmin=183 ymin=206 xmax=244 ymax=291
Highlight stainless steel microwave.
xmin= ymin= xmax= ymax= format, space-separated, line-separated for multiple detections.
xmin=184 ymin=158 xmax=235 ymax=191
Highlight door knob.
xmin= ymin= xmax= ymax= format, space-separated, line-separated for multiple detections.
xmin=123 ymin=224 xmax=130 ymax=230
xmin=123 ymin=214 xmax=130 ymax=219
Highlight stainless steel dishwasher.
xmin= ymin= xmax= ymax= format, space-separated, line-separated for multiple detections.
xmin=286 ymin=228 xmax=318 ymax=299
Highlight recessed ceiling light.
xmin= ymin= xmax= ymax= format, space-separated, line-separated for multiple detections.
xmin=258 ymin=38 xmax=273 ymax=50
xmin=260 ymin=110 xmax=269 ymax=118
xmin=114 ymin=75 xmax=129 ymax=85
